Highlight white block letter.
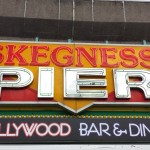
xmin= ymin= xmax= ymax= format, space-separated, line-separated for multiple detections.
xmin=113 ymin=69 xmax=150 ymax=98
xmin=38 ymin=67 xmax=54 ymax=98
xmin=64 ymin=68 xmax=107 ymax=98
xmin=0 ymin=67 xmax=33 ymax=96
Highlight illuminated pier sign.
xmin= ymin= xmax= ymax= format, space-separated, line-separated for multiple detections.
xmin=0 ymin=41 xmax=150 ymax=113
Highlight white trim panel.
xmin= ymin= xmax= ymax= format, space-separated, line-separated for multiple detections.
xmin=0 ymin=145 xmax=150 ymax=150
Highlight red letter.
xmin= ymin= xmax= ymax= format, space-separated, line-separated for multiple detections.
xmin=5 ymin=45 xmax=28 ymax=65
xmin=100 ymin=48 xmax=119 ymax=67
xmin=76 ymin=47 xmax=97 ymax=67
xmin=120 ymin=48 xmax=138 ymax=68
xmin=51 ymin=46 xmax=73 ymax=67
xmin=30 ymin=46 xmax=50 ymax=66
xmin=139 ymin=49 xmax=150 ymax=68
xmin=0 ymin=45 xmax=4 ymax=63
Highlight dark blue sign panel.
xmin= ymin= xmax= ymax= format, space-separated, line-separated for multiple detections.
xmin=0 ymin=118 xmax=149 ymax=143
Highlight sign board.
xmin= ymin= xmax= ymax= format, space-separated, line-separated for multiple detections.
xmin=0 ymin=118 xmax=149 ymax=143
xmin=0 ymin=41 xmax=150 ymax=113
